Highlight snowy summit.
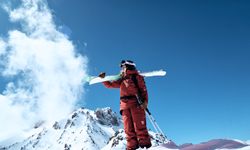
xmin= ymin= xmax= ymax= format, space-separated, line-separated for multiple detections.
xmin=0 ymin=107 xmax=249 ymax=150
xmin=0 ymin=107 xmax=170 ymax=150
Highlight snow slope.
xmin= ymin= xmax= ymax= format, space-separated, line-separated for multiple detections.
xmin=0 ymin=107 xmax=169 ymax=150
xmin=0 ymin=107 xmax=249 ymax=150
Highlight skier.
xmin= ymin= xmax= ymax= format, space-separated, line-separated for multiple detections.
xmin=99 ymin=60 xmax=152 ymax=150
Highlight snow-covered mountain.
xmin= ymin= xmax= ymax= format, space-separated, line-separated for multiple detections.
xmin=0 ymin=107 xmax=249 ymax=150
xmin=0 ymin=107 xmax=169 ymax=150
xmin=177 ymin=139 xmax=250 ymax=150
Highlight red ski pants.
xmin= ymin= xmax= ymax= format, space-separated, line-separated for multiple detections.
xmin=121 ymin=106 xmax=151 ymax=149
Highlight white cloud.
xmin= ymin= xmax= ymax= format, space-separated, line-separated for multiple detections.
xmin=0 ymin=0 xmax=88 ymax=142
xmin=0 ymin=39 xmax=6 ymax=55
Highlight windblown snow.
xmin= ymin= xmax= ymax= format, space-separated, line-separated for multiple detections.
xmin=0 ymin=0 xmax=87 ymax=142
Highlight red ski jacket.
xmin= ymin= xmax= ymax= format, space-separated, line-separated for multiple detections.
xmin=103 ymin=70 xmax=148 ymax=110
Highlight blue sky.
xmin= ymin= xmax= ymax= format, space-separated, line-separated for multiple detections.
xmin=1 ymin=0 xmax=250 ymax=145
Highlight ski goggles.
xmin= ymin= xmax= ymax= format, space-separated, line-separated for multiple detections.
xmin=120 ymin=60 xmax=136 ymax=68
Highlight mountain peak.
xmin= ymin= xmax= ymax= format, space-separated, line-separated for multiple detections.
xmin=95 ymin=107 xmax=121 ymax=127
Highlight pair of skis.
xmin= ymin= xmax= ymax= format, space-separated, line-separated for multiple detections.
xmin=85 ymin=69 xmax=168 ymax=143
xmin=85 ymin=70 xmax=167 ymax=85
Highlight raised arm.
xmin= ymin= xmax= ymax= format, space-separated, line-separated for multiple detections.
xmin=99 ymin=72 xmax=122 ymax=88
xmin=103 ymin=79 xmax=121 ymax=88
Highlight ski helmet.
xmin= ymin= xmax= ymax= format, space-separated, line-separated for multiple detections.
xmin=120 ymin=60 xmax=136 ymax=70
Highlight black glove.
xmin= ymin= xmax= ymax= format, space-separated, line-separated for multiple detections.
xmin=98 ymin=72 xmax=106 ymax=78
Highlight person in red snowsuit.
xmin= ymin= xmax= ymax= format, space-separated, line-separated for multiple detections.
xmin=99 ymin=60 xmax=152 ymax=150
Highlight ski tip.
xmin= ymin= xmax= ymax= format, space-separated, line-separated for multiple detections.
xmin=158 ymin=70 xmax=167 ymax=76
xmin=140 ymin=70 xmax=167 ymax=77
